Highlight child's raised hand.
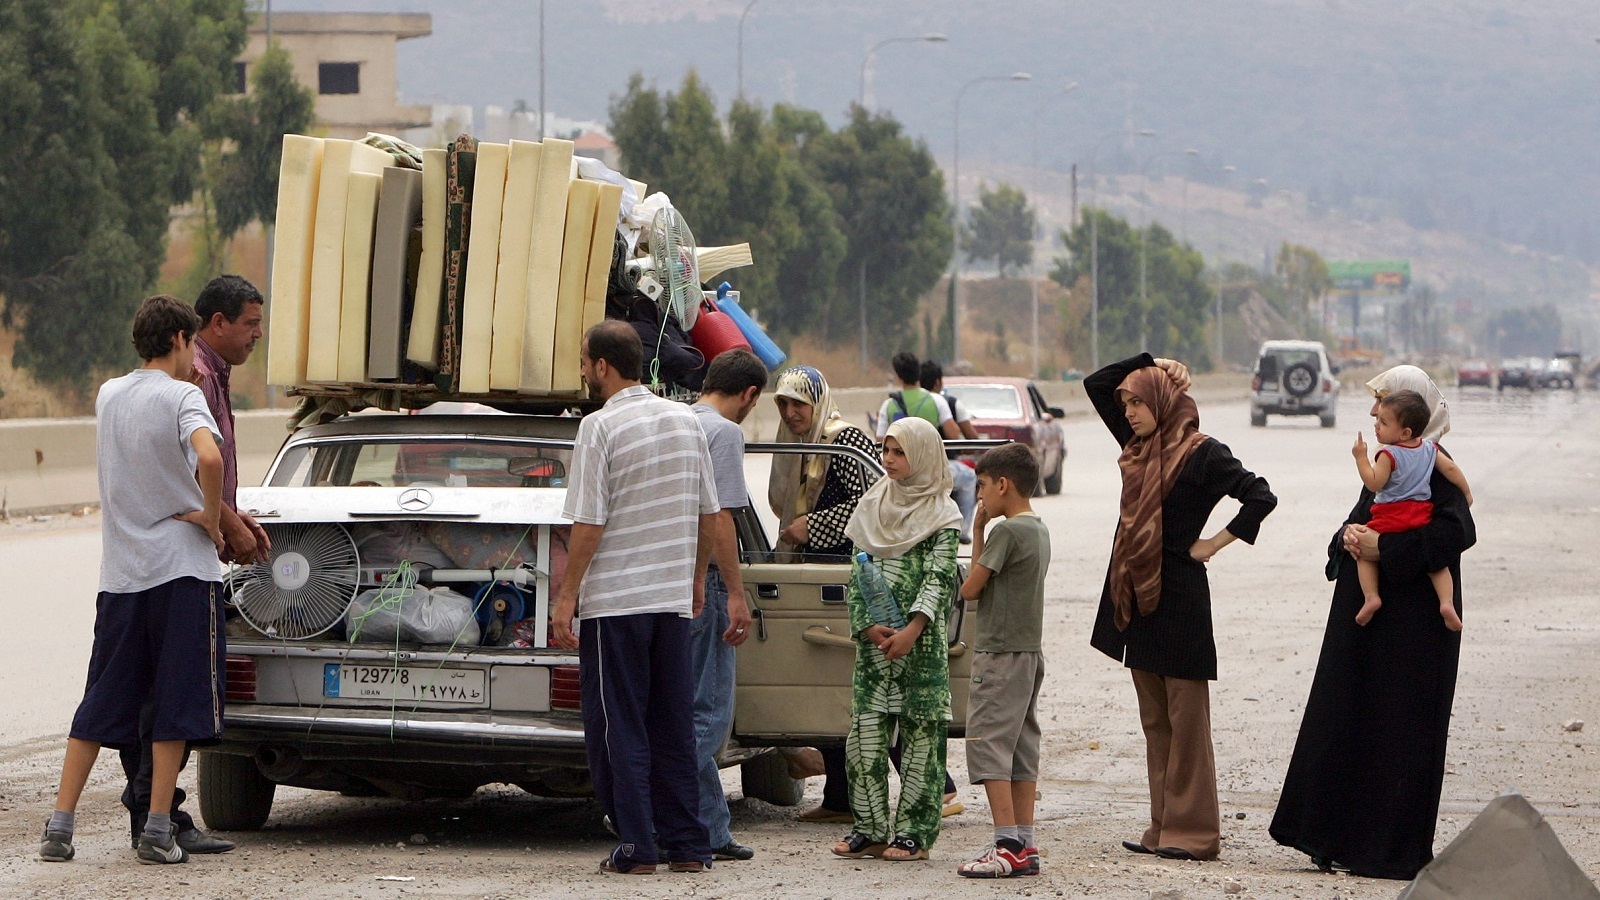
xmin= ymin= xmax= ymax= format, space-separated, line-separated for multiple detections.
xmin=1351 ymin=431 xmax=1368 ymax=460
xmin=973 ymin=499 xmax=990 ymax=531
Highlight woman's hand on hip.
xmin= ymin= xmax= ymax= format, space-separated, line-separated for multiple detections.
xmin=1189 ymin=536 xmax=1216 ymax=563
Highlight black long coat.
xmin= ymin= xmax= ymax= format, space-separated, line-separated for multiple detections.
xmin=1086 ymin=355 xmax=1278 ymax=682
xmin=1269 ymin=453 xmax=1474 ymax=880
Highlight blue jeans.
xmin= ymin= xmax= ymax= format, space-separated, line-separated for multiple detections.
xmin=690 ymin=569 xmax=736 ymax=848
xmin=949 ymin=460 xmax=976 ymax=539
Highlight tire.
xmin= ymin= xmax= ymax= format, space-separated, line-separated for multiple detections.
xmin=197 ymin=750 xmax=276 ymax=831
xmin=1320 ymin=411 xmax=1337 ymax=428
xmin=1250 ymin=409 xmax=1267 ymax=427
xmin=1043 ymin=456 xmax=1063 ymax=495
xmin=1283 ymin=362 xmax=1317 ymax=397
xmin=740 ymin=751 xmax=805 ymax=807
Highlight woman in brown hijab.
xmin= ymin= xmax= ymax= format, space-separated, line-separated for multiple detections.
xmin=1085 ymin=354 xmax=1277 ymax=861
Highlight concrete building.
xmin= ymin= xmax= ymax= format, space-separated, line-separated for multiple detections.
xmin=237 ymin=12 xmax=432 ymax=140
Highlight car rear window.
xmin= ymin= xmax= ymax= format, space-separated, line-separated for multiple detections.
xmin=944 ymin=385 xmax=1023 ymax=418
xmin=270 ymin=439 xmax=573 ymax=489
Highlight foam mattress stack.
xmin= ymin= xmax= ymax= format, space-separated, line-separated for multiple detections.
xmin=266 ymin=134 xmax=625 ymax=396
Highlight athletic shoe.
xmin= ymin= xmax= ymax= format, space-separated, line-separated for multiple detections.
xmin=1018 ymin=846 xmax=1041 ymax=875
xmin=176 ymin=828 xmax=236 ymax=854
xmin=956 ymin=841 xmax=1029 ymax=878
xmin=39 ymin=825 xmax=74 ymax=862
xmin=136 ymin=830 xmax=189 ymax=865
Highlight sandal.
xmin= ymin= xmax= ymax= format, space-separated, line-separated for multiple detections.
xmin=882 ymin=835 xmax=929 ymax=861
xmin=832 ymin=831 xmax=889 ymax=859
xmin=798 ymin=805 xmax=852 ymax=824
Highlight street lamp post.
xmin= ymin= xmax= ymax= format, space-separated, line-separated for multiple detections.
xmin=736 ymin=0 xmax=761 ymax=100
xmin=1136 ymin=148 xmax=1198 ymax=348
xmin=859 ymin=33 xmax=947 ymax=112
xmin=951 ymin=71 xmax=1031 ymax=366
xmin=1028 ymin=82 xmax=1079 ymax=379
xmin=1085 ymin=128 xmax=1157 ymax=370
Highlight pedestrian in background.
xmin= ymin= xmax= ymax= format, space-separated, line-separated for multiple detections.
xmin=1085 ymin=353 xmax=1276 ymax=862
xmin=875 ymin=351 xmax=961 ymax=440
xmin=688 ymin=348 xmax=767 ymax=863
xmin=551 ymin=321 xmax=718 ymax=875
xmin=922 ymin=359 xmax=980 ymax=543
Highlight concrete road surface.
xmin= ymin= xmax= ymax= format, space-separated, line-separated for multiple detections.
xmin=1 ymin=390 xmax=1596 ymax=898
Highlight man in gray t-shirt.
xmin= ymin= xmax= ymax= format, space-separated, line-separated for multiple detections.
xmin=688 ymin=349 xmax=767 ymax=862
xmin=41 ymin=295 xmax=227 ymax=867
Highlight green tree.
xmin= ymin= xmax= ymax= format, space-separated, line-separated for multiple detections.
xmin=962 ymin=181 xmax=1034 ymax=276
xmin=1484 ymin=304 xmax=1561 ymax=358
xmin=207 ymin=43 xmax=316 ymax=241
xmin=1050 ymin=208 xmax=1214 ymax=366
xmin=1273 ymin=242 xmax=1332 ymax=332
xmin=0 ymin=0 xmax=248 ymax=387
xmin=799 ymin=105 xmax=951 ymax=346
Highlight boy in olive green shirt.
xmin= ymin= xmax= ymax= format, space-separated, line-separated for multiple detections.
xmin=955 ymin=443 xmax=1051 ymax=878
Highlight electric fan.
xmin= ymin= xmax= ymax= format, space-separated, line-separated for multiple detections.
xmin=648 ymin=206 xmax=701 ymax=330
xmin=229 ymin=523 xmax=361 ymax=639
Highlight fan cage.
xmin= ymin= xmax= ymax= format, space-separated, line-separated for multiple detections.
xmin=649 ymin=208 xmax=700 ymax=330
xmin=229 ymin=523 xmax=361 ymax=640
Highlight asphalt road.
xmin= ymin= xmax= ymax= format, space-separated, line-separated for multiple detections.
xmin=2 ymin=388 xmax=1596 ymax=898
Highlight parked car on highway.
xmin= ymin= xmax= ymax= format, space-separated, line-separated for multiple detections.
xmin=198 ymin=410 xmax=976 ymax=830
xmin=1456 ymin=359 xmax=1493 ymax=388
xmin=941 ymin=376 xmax=1067 ymax=495
xmin=1249 ymin=340 xmax=1341 ymax=428
xmin=1538 ymin=357 xmax=1576 ymax=389
xmin=1496 ymin=357 xmax=1542 ymax=390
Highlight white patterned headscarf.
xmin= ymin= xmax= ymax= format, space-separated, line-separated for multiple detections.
xmin=845 ymin=417 xmax=961 ymax=559
xmin=1366 ymin=365 xmax=1449 ymax=442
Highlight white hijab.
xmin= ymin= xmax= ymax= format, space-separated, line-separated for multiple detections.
xmin=1365 ymin=365 xmax=1450 ymax=442
xmin=844 ymin=417 xmax=961 ymax=559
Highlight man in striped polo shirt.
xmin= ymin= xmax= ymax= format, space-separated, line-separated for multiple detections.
xmin=552 ymin=320 xmax=720 ymax=876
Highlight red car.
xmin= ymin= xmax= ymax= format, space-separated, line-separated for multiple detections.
xmin=941 ymin=377 xmax=1067 ymax=495
xmin=1456 ymin=360 xmax=1492 ymax=388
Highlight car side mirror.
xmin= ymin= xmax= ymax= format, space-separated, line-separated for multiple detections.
xmin=1047 ymin=406 xmax=1065 ymax=419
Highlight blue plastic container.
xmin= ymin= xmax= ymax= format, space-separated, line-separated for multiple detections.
xmin=715 ymin=283 xmax=786 ymax=370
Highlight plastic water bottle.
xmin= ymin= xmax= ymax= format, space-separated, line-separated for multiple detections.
xmin=854 ymin=552 xmax=907 ymax=630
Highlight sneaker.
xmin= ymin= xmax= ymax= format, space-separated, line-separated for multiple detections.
xmin=175 ymin=827 xmax=236 ymax=854
xmin=1017 ymin=846 xmax=1041 ymax=875
xmin=956 ymin=841 xmax=1028 ymax=878
xmin=39 ymin=826 xmax=74 ymax=863
xmin=136 ymin=829 xmax=189 ymax=865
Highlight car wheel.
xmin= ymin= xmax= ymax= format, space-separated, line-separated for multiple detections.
xmin=197 ymin=750 xmax=276 ymax=831
xmin=1320 ymin=411 xmax=1337 ymax=429
xmin=1250 ymin=409 xmax=1267 ymax=427
xmin=740 ymin=751 xmax=805 ymax=807
xmin=1283 ymin=362 xmax=1317 ymax=397
xmin=1044 ymin=457 xmax=1063 ymax=495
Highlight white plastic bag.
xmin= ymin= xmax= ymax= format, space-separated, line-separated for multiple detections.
xmin=347 ymin=585 xmax=480 ymax=646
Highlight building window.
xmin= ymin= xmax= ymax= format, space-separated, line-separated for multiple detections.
xmin=318 ymin=62 xmax=360 ymax=95
xmin=231 ymin=61 xmax=247 ymax=94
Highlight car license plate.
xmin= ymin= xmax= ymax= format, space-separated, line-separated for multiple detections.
xmin=1282 ymin=397 xmax=1298 ymax=408
xmin=323 ymin=663 xmax=486 ymax=705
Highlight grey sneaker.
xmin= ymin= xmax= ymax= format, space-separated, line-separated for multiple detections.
xmin=136 ymin=829 xmax=189 ymax=865
xmin=39 ymin=826 xmax=74 ymax=862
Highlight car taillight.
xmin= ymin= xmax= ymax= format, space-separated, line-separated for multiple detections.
xmin=1251 ymin=375 xmax=1262 ymax=391
xmin=551 ymin=665 xmax=581 ymax=711
xmin=225 ymin=655 xmax=257 ymax=703
xmin=1322 ymin=378 xmax=1334 ymax=393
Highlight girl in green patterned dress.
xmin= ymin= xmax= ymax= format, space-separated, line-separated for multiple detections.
xmin=831 ymin=417 xmax=962 ymax=862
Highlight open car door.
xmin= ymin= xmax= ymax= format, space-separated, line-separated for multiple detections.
xmin=731 ymin=442 xmax=973 ymax=747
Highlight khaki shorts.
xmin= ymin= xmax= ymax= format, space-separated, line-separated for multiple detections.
xmin=964 ymin=650 xmax=1045 ymax=784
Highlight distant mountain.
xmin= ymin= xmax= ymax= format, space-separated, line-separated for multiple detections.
xmin=290 ymin=0 xmax=1600 ymax=278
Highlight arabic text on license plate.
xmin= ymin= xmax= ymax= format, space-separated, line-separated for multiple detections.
xmin=323 ymin=663 xmax=486 ymax=705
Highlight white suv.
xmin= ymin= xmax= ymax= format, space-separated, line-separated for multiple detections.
xmin=1249 ymin=340 xmax=1341 ymax=428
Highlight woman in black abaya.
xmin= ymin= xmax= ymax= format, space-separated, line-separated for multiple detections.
xmin=1269 ymin=365 xmax=1475 ymax=880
